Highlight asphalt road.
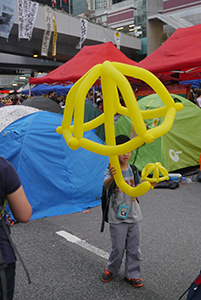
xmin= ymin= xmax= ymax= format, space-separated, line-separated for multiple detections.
xmin=11 ymin=176 xmax=201 ymax=300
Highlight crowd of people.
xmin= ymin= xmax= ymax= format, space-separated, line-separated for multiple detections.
xmin=190 ymin=87 xmax=201 ymax=107
xmin=1 ymin=85 xmax=200 ymax=112
xmin=0 ymin=92 xmax=66 ymax=109
xmin=0 ymin=95 xmax=28 ymax=107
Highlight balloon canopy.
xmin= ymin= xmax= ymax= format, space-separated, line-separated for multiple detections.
xmin=57 ymin=61 xmax=183 ymax=197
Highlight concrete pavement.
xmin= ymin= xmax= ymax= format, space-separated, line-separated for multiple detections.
xmin=11 ymin=176 xmax=201 ymax=300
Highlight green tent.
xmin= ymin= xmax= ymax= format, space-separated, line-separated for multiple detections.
xmin=115 ymin=94 xmax=201 ymax=172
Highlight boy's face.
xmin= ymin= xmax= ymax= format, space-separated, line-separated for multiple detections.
xmin=118 ymin=151 xmax=133 ymax=166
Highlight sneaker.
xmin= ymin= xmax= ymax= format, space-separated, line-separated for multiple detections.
xmin=125 ymin=277 xmax=143 ymax=287
xmin=101 ymin=268 xmax=113 ymax=282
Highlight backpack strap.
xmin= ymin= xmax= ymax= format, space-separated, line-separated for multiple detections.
xmin=178 ymin=271 xmax=201 ymax=300
xmin=130 ymin=165 xmax=140 ymax=186
xmin=100 ymin=180 xmax=116 ymax=233
xmin=0 ymin=202 xmax=9 ymax=300
xmin=130 ymin=164 xmax=140 ymax=203
xmin=0 ymin=248 xmax=7 ymax=300
xmin=0 ymin=217 xmax=31 ymax=285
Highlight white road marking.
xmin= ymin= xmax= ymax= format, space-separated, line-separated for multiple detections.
xmin=56 ymin=230 xmax=109 ymax=260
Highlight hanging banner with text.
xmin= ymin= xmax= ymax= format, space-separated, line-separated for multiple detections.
xmin=114 ymin=31 xmax=121 ymax=50
xmin=41 ymin=6 xmax=52 ymax=57
xmin=52 ymin=13 xmax=57 ymax=57
xmin=76 ymin=18 xmax=88 ymax=50
xmin=18 ymin=0 xmax=38 ymax=40
xmin=0 ymin=0 xmax=15 ymax=39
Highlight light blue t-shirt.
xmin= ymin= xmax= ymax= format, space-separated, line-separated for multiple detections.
xmin=104 ymin=164 xmax=142 ymax=224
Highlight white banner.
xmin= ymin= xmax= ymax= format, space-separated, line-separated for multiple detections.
xmin=18 ymin=0 xmax=38 ymax=40
xmin=41 ymin=6 xmax=52 ymax=57
xmin=0 ymin=0 xmax=15 ymax=39
xmin=114 ymin=31 xmax=121 ymax=50
xmin=76 ymin=18 xmax=88 ymax=50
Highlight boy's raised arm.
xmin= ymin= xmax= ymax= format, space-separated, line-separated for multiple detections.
xmin=104 ymin=165 xmax=116 ymax=189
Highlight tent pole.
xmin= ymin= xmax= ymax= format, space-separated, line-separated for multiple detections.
xmin=93 ymin=86 xmax=95 ymax=106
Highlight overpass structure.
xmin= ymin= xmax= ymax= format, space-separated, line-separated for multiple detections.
xmin=0 ymin=1 xmax=141 ymax=90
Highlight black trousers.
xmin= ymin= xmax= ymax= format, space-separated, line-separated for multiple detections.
xmin=0 ymin=262 xmax=16 ymax=300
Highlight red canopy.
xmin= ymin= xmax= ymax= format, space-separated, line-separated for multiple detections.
xmin=138 ymin=24 xmax=201 ymax=82
xmin=29 ymin=42 xmax=138 ymax=85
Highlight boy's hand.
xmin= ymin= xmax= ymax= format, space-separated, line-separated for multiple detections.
xmin=109 ymin=163 xmax=116 ymax=178
xmin=150 ymin=182 xmax=157 ymax=188
xmin=103 ymin=163 xmax=117 ymax=189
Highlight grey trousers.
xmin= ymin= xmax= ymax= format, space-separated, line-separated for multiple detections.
xmin=107 ymin=222 xmax=142 ymax=279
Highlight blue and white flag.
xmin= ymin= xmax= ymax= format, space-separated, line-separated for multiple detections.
xmin=0 ymin=0 xmax=15 ymax=39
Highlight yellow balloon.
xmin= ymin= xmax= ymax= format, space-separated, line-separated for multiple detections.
xmin=57 ymin=61 xmax=183 ymax=197
xmin=141 ymin=162 xmax=169 ymax=183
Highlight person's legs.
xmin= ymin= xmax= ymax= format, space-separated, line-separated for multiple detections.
xmin=107 ymin=223 xmax=128 ymax=275
xmin=0 ymin=263 xmax=16 ymax=300
xmin=124 ymin=222 xmax=142 ymax=279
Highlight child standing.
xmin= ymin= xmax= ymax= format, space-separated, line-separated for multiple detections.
xmin=101 ymin=135 xmax=143 ymax=287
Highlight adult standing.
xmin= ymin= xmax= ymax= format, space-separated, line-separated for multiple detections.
xmin=48 ymin=91 xmax=55 ymax=101
xmin=0 ymin=156 xmax=32 ymax=300
xmin=196 ymin=90 xmax=201 ymax=108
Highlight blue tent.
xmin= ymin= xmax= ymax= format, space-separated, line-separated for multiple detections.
xmin=179 ymin=79 xmax=201 ymax=89
xmin=0 ymin=111 xmax=109 ymax=220
xmin=21 ymin=84 xmax=73 ymax=96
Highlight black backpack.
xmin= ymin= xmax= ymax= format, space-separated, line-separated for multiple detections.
xmin=100 ymin=165 xmax=140 ymax=232
xmin=178 ymin=270 xmax=201 ymax=300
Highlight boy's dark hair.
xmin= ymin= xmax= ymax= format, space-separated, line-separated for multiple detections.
xmin=115 ymin=135 xmax=130 ymax=145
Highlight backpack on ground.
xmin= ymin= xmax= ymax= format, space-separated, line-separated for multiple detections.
xmin=100 ymin=165 xmax=140 ymax=232
xmin=178 ymin=270 xmax=201 ymax=300
xmin=155 ymin=180 xmax=179 ymax=189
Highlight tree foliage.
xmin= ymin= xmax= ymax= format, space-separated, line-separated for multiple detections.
xmin=73 ymin=0 xmax=87 ymax=15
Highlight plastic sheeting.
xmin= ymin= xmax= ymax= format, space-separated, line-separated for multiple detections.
xmin=22 ymin=84 xmax=73 ymax=96
xmin=0 ymin=105 xmax=39 ymax=132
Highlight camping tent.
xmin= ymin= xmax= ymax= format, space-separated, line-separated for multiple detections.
xmin=138 ymin=24 xmax=201 ymax=82
xmin=0 ymin=111 xmax=109 ymax=220
xmin=0 ymin=105 xmax=40 ymax=132
xmin=22 ymin=96 xmax=62 ymax=113
xmin=115 ymin=94 xmax=201 ymax=173
xmin=29 ymin=42 xmax=138 ymax=85
xmin=22 ymin=84 xmax=73 ymax=96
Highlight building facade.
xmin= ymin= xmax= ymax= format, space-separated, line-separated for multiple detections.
xmin=87 ymin=0 xmax=201 ymax=59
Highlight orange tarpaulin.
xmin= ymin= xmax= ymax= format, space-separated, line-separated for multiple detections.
xmin=137 ymin=84 xmax=190 ymax=100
